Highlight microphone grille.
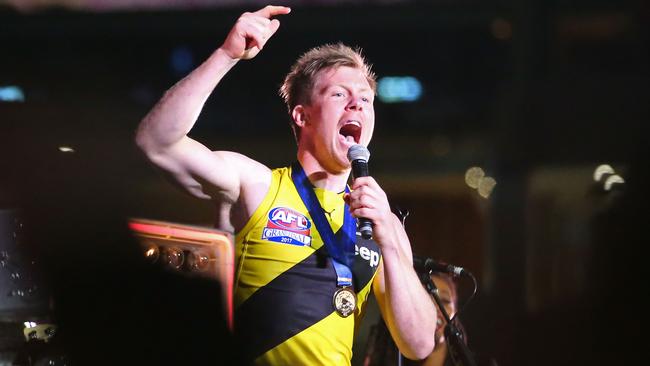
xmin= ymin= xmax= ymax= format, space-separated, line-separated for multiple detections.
xmin=347 ymin=144 xmax=370 ymax=162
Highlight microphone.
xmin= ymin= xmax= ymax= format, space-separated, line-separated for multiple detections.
xmin=347 ymin=144 xmax=372 ymax=239
xmin=413 ymin=256 xmax=467 ymax=277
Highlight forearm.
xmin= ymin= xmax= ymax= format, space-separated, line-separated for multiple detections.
xmin=378 ymin=221 xmax=437 ymax=360
xmin=347 ymin=179 xmax=438 ymax=358
xmin=136 ymin=48 xmax=238 ymax=152
xmin=382 ymin=251 xmax=437 ymax=359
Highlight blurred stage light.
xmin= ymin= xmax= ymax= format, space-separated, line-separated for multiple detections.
xmin=144 ymin=243 xmax=160 ymax=263
xmin=58 ymin=146 xmax=75 ymax=153
xmin=593 ymin=164 xmax=614 ymax=182
xmin=377 ymin=76 xmax=422 ymax=103
xmin=604 ymin=174 xmax=624 ymax=191
xmin=465 ymin=166 xmax=497 ymax=198
xmin=465 ymin=167 xmax=485 ymax=189
xmin=0 ymin=86 xmax=25 ymax=102
xmin=593 ymin=164 xmax=625 ymax=192
xmin=478 ymin=177 xmax=497 ymax=198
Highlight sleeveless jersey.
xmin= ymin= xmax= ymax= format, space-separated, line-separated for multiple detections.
xmin=234 ymin=166 xmax=382 ymax=365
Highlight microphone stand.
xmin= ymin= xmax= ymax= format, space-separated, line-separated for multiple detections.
xmin=393 ymin=207 xmax=479 ymax=366
xmin=419 ymin=271 xmax=478 ymax=366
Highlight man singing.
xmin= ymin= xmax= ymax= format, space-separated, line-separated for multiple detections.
xmin=135 ymin=5 xmax=436 ymax=365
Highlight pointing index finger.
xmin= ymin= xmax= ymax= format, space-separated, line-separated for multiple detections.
xmin=255 ymin=5 xmax=291 ymax=19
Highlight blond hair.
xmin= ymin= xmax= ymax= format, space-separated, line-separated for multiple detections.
xmin=279 ymin=43 xmax=376 ymax=141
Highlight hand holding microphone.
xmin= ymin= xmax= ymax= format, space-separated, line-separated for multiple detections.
xmin=347 ymin=145 xmax=373 ymax=239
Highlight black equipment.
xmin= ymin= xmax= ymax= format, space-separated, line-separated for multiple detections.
xmin=0 ymin=209 xmax=50 ymax=322
xmin=1 ymin=208 xmax=62 ymax=365
xmin=413 ymin=256 xmax=468 ymax=277
xmin=414 ymin=255 xmax=478 ymax=366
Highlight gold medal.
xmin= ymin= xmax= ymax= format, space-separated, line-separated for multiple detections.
xmin=333 ymin=287 xmax=357 ymax=317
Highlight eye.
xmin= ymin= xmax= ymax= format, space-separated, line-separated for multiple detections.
xmin=361 ymin=96 xmax=370 ymax=102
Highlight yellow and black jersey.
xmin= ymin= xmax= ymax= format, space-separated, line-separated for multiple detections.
xmin=234 ymin=166 xmax=382 ymax=366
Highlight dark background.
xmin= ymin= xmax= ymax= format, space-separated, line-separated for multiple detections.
xmin=1 ymin=0 xmax=648 ymax=365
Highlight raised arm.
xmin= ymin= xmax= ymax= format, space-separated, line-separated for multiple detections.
xmin=135 ymin=5 xmax=290 ymax=231
xmin=346 ymin=177 xmax=437 ymax=360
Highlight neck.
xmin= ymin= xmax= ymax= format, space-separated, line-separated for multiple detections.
xmin=297 ymin=153 xmax=350 ymax=191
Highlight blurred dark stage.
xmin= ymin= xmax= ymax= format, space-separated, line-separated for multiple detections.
xmin=1 ymin=0 xmax=648 ymax=365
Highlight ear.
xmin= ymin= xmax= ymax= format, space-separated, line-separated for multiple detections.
xmin=292 ymin=105 xmax=309 ymax=127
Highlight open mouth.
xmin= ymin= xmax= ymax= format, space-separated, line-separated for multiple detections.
xmin=339 ymin=121 xmax=362 ymax=144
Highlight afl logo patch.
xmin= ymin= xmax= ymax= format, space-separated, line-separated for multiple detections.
xmin=262 ymin=207 xmax=312 ymax=246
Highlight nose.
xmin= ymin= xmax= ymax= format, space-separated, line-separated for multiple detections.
xmin=346 ymin=96 xmax=364 ymax=111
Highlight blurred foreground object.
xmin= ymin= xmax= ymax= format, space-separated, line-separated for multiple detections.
xmin=128 ymin=218 xmax=234 ymax=330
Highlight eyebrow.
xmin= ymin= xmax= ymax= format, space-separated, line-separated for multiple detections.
xmin=322 ymin=84 xmax=373 ymax=94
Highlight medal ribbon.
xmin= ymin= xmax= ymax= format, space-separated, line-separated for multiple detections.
xmin=291 ymin=162 xmax=356 ymax=288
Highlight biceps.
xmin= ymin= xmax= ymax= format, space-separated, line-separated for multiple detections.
xmin=146 ymin=137 xmax=241 ymax=201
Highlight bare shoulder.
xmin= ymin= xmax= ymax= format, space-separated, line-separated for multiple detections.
xmin=211 ymin=150 xmax=273 ymax=195
xmin=210 ymin=151 xmax=273 ymax=232
xmin=202 ymin=150 xmax=272 ymax=200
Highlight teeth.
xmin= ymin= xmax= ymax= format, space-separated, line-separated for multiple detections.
xmin=345 ymin=136 xmax=355 ymax=143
